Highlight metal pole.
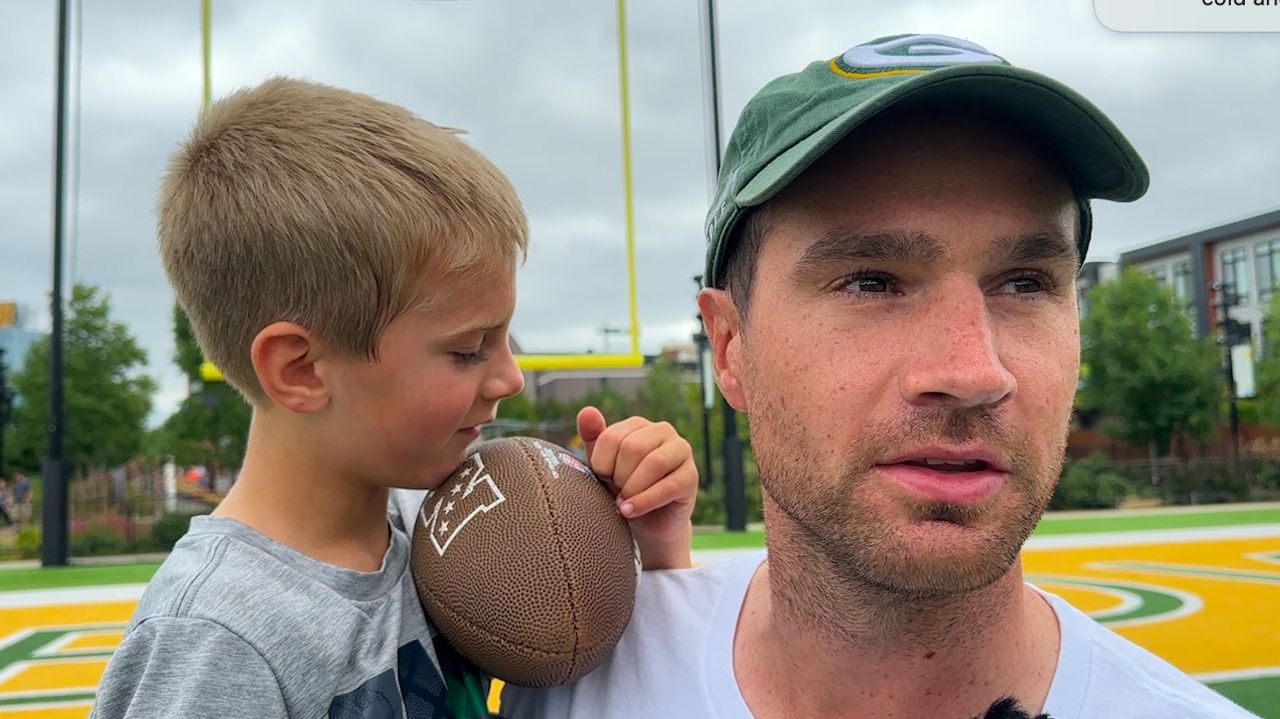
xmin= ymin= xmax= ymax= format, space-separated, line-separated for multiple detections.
xmin=42 ymin=0 xmax=73 ymax=567
xmin=0 ymin=348 xmax=9 ymax=481
xmin=1214 ymin=282 xmax=1242 ymax=470
xmin=692 ymin=277 xmax=713 ymax=489
xmin=697 ymin=0 xmax=746 ymax=531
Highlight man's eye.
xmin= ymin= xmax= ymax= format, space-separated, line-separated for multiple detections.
xmin=839 ymin=275 xmax=893 ymax=294
xmin=999 ymin=276 xmax=1049 ymax=294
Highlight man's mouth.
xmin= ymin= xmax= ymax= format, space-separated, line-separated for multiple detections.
xmin=898 ymin=458 xmax=990 ymax=473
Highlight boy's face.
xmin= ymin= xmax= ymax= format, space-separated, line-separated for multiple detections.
xmin=322 ymin=259 xmax=525 ymax=490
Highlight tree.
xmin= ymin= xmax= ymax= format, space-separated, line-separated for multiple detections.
xmin=146 ymin=305 xmax=252 ymax=469
xmin=1256 ymin=292 xmax=1280 ymax=429
xmin=1079 ymin=269 xmax=1219 ymax=464
xmin=147 ymin=384 xmax=251 ymax=469
xmin=5 ymin=284 xmax=156 ymax=473
xmin=172 ymin=304 xmax=205 ymax=382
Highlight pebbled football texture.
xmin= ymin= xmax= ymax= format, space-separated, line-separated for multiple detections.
xmin=410 ymin=436 xmax=638 ymax=688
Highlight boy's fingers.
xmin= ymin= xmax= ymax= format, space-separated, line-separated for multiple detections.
xmin=587 ymin=416 xmax=653 ymax=480
xmin=618 ymin=458 xmax=697 ymax=519
xmin=576 ymin=406 xmax=607 ymax=461
xmin=609 ymin=422 xmax=678 ymax=488
xmin=616 ymin=439 xmax=693 ymax=500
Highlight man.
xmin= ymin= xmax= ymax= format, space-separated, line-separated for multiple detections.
xmin=503 ymin=34 xmax=1255 ymax=718
xmin=11 ymin=473 xmax=31 ymax=527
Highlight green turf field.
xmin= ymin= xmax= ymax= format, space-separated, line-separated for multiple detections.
xmin=689 ymin=504 xmax=1280 ymax=550
xmin=1 ymin=504 xmax=1277 ymax=718
xmin=4 ymin=504 xmax=1277 ymax=591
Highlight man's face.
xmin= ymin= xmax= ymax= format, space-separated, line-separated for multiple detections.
xmin=704 ymin=111 xmax=1080 ymax=600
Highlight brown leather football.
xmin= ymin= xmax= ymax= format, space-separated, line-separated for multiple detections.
xmin=410 ymin=436 xmax=639 ymax=687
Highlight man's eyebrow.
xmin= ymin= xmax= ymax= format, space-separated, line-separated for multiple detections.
xmin=791 ymin=230 xmax=946 ymax=278
xmin=989 ymin=232 xmax=1078 ymax=266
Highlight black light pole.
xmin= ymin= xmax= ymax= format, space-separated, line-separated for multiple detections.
xmin=698 ymin=0 xmax=746 ymax=531
xmin=0 ymin=348 xmax=10 ymax=481
xmin=1212 ymin=282 xmax=1243 ymax=470
xmin=692 ymin=276 xmax=714 ymax=489
xmin=42 ymin=0 xmax=73 ymax=567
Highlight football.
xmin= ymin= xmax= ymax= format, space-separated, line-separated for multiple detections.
xmin=409 ymin=436 xmax=640 ymax=687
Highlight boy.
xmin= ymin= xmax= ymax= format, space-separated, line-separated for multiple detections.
xmin=91 ymin=78 xmax=698 ymax=719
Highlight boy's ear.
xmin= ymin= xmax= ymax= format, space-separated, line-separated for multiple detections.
xmin=251 ymin=322 xmax=331 ymax=414
xmin=697 ymin=288 xmax=747 ymax=412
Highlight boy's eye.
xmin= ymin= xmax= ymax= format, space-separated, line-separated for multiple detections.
xmin=452 ymin=350 xmax=489 ymax=366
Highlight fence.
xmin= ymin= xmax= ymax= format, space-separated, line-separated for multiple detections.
xmin=0 ymin=460 xmax=221 ymax=562
xmin=1055 ymin=452 xmax=1280 ymax=510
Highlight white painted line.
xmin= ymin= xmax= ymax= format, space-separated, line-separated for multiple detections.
xmin=0 ymin=585 xmax=145 ymax=608
xmin=1194 ymin=666 xmax=1280 ymax=683
xmin=0 ymin=656 xmax=108 ymax=687
xmin=694 ymin=524 xmax=1280 ymax=563
xmin=1246 ymin=551 xmax=1280 ymax=568
xmin=1025 ymin=524 xmax=1280 ymax=550
xmin=0 ymin=699 xmax=96 ymax=713
xmin=1031 ymin=579 xmax=1141 ymax=620
xmin=1046 ymin=501 xmax=1280 ymax=519
xmin=0 ymin=624 xmax=124 ymax=657
xmin=32 ymin=631 xmax=80 ymax=657
xmin=0 ymin=686 xmax=99 ymax=701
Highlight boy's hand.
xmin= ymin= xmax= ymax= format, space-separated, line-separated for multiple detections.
xmin=577 ymin=407 xmax=696 ymax=570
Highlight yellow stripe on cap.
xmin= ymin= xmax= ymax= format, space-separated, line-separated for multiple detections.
xmin=828 ymin=58 xmax=928 ymax=80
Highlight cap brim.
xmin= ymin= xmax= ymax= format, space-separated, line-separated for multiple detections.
xmin=737 ymin=63 xmax=1149 ymax=209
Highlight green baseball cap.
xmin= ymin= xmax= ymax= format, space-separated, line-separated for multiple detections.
xmin=704 ymin=33 xmax=1150 ymax=288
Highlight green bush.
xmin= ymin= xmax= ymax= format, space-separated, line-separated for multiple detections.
xmin=73 ymin=524 xmax=130 ymax=557
xmin=16 ymin=528 xmax=41 ymax=560
xmin=1051 ymin=454 xmax=1133 ymax=510
xmin=1249 ymin=462 xmax=1280 ymax=491
xmin=152 ymin=512 xmax=204 ymax=550
xmin=691 ymin=455 xmax=765 ymax=527
xmin=1165 ymin=463 xmax=1253 ymax=504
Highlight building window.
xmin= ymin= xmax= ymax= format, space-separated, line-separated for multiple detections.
xmin=1220 ymin=248 xmax=1251 ymax=305
xmin=1257 ymin=239 xmax=1280 ymax=305
xmin=1144 ymin=266 xmax=1168 ymax=286
xmin=1172 ymin=261 xmax=1193 ymax=306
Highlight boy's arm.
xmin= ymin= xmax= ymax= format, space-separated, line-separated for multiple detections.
xmin=576 ymin=408 xmax=697 ymax=570
xmin=92 ymin=617 xmax=286 ymax=719
xmin=633 ymin=517 xmax=693 ymax=571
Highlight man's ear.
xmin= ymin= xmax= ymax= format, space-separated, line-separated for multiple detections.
xmin=697 ymin=288 xmax=747 ymax=411
xmin=250 ymin=322 xmax=331 ymax=414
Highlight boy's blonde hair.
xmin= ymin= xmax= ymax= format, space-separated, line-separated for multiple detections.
xmin=158 ymin=77 xmax=528 ymax=401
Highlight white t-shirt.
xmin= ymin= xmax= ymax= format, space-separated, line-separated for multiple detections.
xmin=503 ymin=551 xmax=1256 ymax=719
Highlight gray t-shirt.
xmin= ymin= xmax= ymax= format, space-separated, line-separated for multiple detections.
xmin=91 ymin=492 xmax=491 ymax=719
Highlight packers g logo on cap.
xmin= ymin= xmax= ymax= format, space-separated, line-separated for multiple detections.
xmin=833 ymin=34 xmax=1004 ymax=78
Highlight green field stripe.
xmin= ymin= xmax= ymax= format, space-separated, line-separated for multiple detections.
xmin=1102 ymin=561 xmax=1280 ymax=585
xmin=0 ymin=691 xmax=97 ymax=707
xmin=1028 ymin=576 xmax=1188 ymax=624
xmin=1035 ymin=507 xmax=1280 ymax=535
xmin=0 ymin=628 xmax=119 ymax=670
xmin=692 ymin=530 xmax=765 ymax=551
xmin=1206 ymin=677 xmax=1280 ymax=718
xmin=1 ymin=506 xmax=1277 ymax=589
xmin=0 ymin=563 xmax=160 ymax=592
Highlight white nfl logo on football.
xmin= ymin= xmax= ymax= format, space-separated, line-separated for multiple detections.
xmin=419 ymin=451 xmax=506 ymax=556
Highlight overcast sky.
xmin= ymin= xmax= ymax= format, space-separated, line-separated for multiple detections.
xmin=3 ymin=0 xmax=1279 ymax=425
